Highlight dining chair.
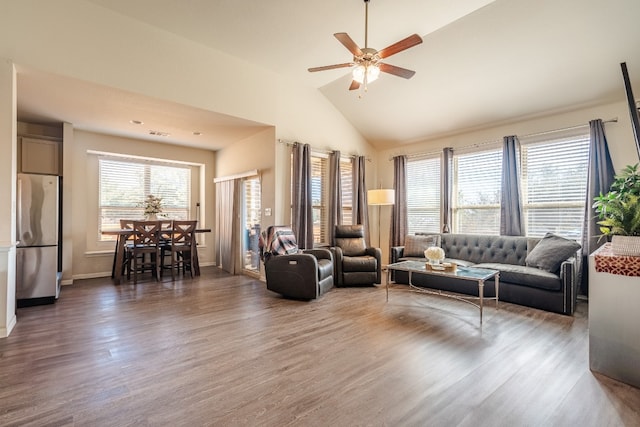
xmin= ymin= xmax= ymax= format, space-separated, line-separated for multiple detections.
xmin=126 ymin=220 xmax=162 ymax=284
xmin=111 ymin=219 xmax=136 ymax=278
xmin=166 ymin=220 xmax=197 ymax=280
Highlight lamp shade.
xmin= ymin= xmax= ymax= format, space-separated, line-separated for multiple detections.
xmin=368 ymin=189 xmax=395 ymax=206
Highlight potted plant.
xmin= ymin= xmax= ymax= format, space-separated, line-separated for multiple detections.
xmin=593 ymin=163 xmax=640 ymax=255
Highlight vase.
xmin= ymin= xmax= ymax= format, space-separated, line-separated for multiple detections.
xmin=146 ymin=213 xmax=158 ymax=221
xmin=611 ymin=235 xmax=640 ymax=256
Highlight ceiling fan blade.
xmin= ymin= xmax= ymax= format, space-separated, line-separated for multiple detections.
xmin=378 ymin=34 xmax=423 ymax=59
xmin=349 ymin=80 xmax=361 ymax=91
xmin=308 ymin=63 xmax=354 ymax=73
xmin=379 ymin=63 xmax=416 ymax=79
xmin=334 ymin=32 xmax=363 ymax=57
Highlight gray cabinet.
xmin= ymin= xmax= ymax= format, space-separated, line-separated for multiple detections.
xmin=19 ymin=137 xmax=61 ymax=175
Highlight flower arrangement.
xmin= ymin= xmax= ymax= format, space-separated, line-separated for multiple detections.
xmin=424 ymin=246 xmax=445 ymax=264
xmin=142 ymin=194 xmax=163 ymax=217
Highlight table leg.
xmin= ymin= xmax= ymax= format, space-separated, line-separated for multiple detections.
xmin=495 ymin=272 xmax=500 ymax=309
xmin=386 ymin=269 xmax=390 ymax=302
xmin=192 ymin=241 xmax=201 ymax=276
xmin=479 ymin=279 xmax=484 ymax=324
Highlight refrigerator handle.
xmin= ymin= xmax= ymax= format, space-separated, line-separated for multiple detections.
xmin=17 ymin=177 xmax=22 ymax=237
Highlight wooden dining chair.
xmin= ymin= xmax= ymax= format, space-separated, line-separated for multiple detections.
xmin=167 ymin=220 xmax=197 ymax=280
xmin=126 ymin=220 xmax=162 ymax=284
xmin=111 ymin=219 xmax=136 ymax=278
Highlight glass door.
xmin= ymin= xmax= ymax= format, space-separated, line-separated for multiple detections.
xmin=242 ymin=177 xmax=261 ymax=273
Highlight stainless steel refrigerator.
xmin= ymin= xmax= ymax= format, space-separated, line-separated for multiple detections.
xmin=16 ymin=173 xmax=60 ymax=305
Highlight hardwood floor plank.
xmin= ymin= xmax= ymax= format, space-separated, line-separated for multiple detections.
xmin=1 ymin=267 xmax=639 ymax=426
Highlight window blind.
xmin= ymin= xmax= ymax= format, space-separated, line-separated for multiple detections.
xmin=406 ymin=156 xmax=441 ymax=233
xmin=453 ymin=149 xmax=502 ymax=234
xmin=311 ymin=155 xmax=327 ymax=243
xmin=521 ymin=134 xmax=589 ymax=239
xmin=341 ymin=158 xmax=353 ymax=226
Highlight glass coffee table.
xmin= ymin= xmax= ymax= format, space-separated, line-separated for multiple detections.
xmin=386 ymin=260 xmax=500 ymax=323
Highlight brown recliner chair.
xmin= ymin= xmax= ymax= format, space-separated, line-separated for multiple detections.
xmin=261 ymin=226 xmax=334 ymax=300
xmin=332 ymin=224 xmax=382 ymax=286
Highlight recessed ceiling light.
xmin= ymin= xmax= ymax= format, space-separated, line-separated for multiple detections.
xmin=129 ymin=120 xmax=144 ymax=125
xmin=193 ymin=131 xmax=202 ymax=136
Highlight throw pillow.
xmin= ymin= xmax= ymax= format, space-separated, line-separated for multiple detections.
xmin=525 ymin=232 xmax=581 ymax=273
xmin=404 ymin=234 xmax=441 ymax=257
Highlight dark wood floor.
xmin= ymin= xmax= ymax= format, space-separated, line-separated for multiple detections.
xmin=1 ymin=267 xmax=639 ymax=427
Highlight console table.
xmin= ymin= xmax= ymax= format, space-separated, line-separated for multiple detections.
xmin=589 ymin=243 xmax=640 ymax=389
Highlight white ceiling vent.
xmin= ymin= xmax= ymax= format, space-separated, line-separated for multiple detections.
xmin=149 ymin=130 xmax=171 ymax=137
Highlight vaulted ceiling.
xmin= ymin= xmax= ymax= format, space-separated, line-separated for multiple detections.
xmin=16 ymin=0 xmax=640 ymax=150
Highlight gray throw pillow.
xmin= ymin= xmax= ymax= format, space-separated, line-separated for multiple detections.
xmin=525 ymin=232 xmax=581 ymax=273
xmin=404 ymin=234 xmax=441 ymax=257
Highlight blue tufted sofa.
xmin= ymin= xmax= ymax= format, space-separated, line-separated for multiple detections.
xmin=390 ymin=233 xmax=581 ymax=315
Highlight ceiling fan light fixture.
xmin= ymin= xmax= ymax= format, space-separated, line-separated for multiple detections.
xmin=353 ymin=63 xmax=380 ymax=84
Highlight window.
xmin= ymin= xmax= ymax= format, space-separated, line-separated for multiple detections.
xmin=453 ymin=148 xmax=502 ymax=234
xmin=99 ymin=156 xmax=191 ymax=240
xmin=521 ymin=131 xmax=589 ymax=239
xmin=310 ymin=155 xmax=328 ymax=243
xmin=406 ymin=156 xmax=441 ymax=234
xmin=242 ymin=177 xmax=261 ymax=272
xmin=341 ymin=158 xmax=354 ymax=225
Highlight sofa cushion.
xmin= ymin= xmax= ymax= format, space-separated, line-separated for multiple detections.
xmin=336 ymin=238 xmax=366 ymax=256
xmin=475 ymin=262 xmax=563 ymax=291
xmin=404 ymin=234 xmax=441 ymax=257
xmin=525 ymin=233 xmax=580 ymax=273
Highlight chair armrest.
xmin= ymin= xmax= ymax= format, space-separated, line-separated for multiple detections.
xmin=365 ymin=247 xmax=383 ymax=284
xmin=330 ymin=246 xmax=344 ymax=286
xmin=264 ymin=254 xmax=319 ymax=299
xmin=303 ymin=248 xmax=333 ymax=263
xmin=391 ymin=246 xmax=405 ymax=264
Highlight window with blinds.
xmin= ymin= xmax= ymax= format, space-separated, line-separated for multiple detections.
xmin=311 ymin=155 xmax=328 ymax=243
xmin=99 ymin=157 xmax=191 ymax=239
xmin=521 ymin=132 xmax=589 ymax=239
xmin=453 ymin=148 xmax=502 ymax=234
xmin=341 ymin=158 xmax=353 ymax=226
xmin=406 ymin=156 xmax=441 ymax=234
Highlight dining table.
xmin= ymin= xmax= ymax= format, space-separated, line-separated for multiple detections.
xmin=103 ymin=227 xmax=211 ymax=285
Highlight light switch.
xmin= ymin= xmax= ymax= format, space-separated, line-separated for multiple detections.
xmin=265 ymin=208 xmax=272 ymax=216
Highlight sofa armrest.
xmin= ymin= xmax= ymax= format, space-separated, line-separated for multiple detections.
xmin=560 ymin=252 xmax=579 ymax=314
xmin=391 ymin=246 xmax=405 ymax=264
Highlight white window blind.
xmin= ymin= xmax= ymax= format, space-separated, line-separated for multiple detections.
xmin=406 ymin=156 xmax=441 ymax=233
xmin=341 ymin=158 xmax=353 ymax=226
xmin=311 ymin=155 xmax=328 ymax=243
xmin=99 ymin=157 xmax=191 ymax=239
xmin=453 ymin=148 xmax=502 ymax=234
xmin=521 ymin=132 xmax=589 ymax=239
xmin=243 ymin=177 xmax=261 ymax=271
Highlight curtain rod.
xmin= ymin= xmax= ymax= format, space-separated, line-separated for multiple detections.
xmin=388 ymin=117 xmax=618 ymax=160
xmin=214 ymin=169 xmax=259 ymax=183
xmin=277 ymin=139 xmax=370 ymax=161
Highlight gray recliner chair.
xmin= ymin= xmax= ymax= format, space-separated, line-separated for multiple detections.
xmin=332 ymin=224 xmax=382 ymax=286
xmin=261 ymin=226 xmax=334 ymax=300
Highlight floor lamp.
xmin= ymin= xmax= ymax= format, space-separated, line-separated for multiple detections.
xmin=367 ymin=189 xmax=395 ymax=249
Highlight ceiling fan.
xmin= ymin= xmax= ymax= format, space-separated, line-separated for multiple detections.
xmin=308 ymin=0 xmax=423 ymax=91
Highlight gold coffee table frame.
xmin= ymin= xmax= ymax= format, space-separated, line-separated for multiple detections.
xmin=386 ymin=260 xmax=500 ymax=323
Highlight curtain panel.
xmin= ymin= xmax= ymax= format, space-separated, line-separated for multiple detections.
xmin=215 ymin=179 xmax=241 ymax=274
xmin=328 ymin=151 xmax=342 ymax=246
xmin=352 ymin=156 xmax=370 ymax=245
xmin=442 ymin=147 xmax=453 ymax=233
xmin=500 ymin=136 xmax=524 ymax=236
xmin=581 ymin=119 xmax=615 ymax=295
xmin=391 ymin=155 xmax=408 ymax=250
xmin=291 ymin=143 xmax=314 ymax=249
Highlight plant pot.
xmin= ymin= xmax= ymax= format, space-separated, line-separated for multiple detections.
xmin=611 ymin=235 xmax=640 ymax=256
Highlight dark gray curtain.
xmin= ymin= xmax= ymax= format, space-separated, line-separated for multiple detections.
xmin=391 ymin=155 xmax=407 ymax=249
xmin=442 ymin=147 xmax=453 ymax=233
xmin=292 ymin=143 xmax=314 ymax=249
xmin=352 ymin=156 xmax=370 ymax=245
xmin=500 ymin=136 xmax=524 ymax=236
xmin=215 ymin=179 xmax=241 ymax=274
xmin=328 ymin=150 xmax=342 ymax=246
xmin=581 ymin=119 xmax=615 ymax=295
